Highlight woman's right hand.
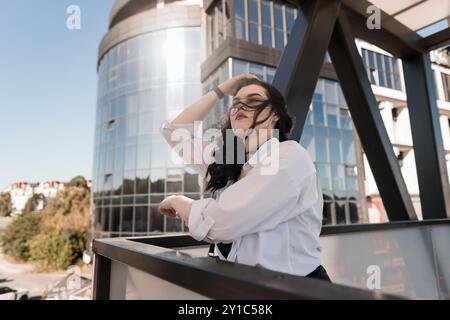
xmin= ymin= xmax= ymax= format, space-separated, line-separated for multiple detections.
xmin=218 ymin=73 xmax=259 ymax=96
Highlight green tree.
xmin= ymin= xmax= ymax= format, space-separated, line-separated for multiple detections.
xmin=28 ymin=181 xmax=91 ymax=270
xmin=0 ymin=192 xmax=13 ymax=217
xmin=22 ymin=193 xmax=44 ymax=215
xmin=2 ymin=176 xmax=91 ymax=269
xmin=67 ymin=175 xmax=88 ymax=189
xmin=1 ymin=213 xmax=42 ymax=261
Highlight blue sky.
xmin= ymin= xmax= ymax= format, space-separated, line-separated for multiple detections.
xmin=0 ymin=0 xmax=115 ymax=189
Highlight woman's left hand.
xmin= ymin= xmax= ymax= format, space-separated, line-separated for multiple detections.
xmin=158 ymin=195 xmax=179 ymax=218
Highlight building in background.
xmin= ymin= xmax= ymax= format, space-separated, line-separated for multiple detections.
xmin=92 ymin=0 xmax=204 ymax=238
xmin=4 ymin=181 xmax=66 ymax=213
xmin=359 ymin=43 xmax=450 ymax=222
xmin=91 ymin=0 xmax=450 ymax=238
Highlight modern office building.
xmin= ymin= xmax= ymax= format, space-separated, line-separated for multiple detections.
xmin=91 ymin=0 xmax=450 ymax=238
xmin=92 ymin=0 xmax=204 ymax=238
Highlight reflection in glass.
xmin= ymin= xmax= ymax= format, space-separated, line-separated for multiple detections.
xmin=135 ymin=206 xmax=148 ymax=233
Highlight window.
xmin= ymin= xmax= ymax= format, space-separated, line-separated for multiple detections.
xmin=232 ymin=0 xmax=297 ymax=49
xmin=274 ymin=3 xmax=284 ymax=48
xmin=248 ymin=0 xmax=259 ymax=44
xmin=286 ymin=7 xmax=296 ymax=33
xmin=302 ymin=79 xmax=360 ymax=225
xmin=361 ymin=49 xmax=401 ymax=90
xmin=235 ymin=0 xmax=245 ymax=39
xmin=261 ymin=0 xmax=272 ymax=47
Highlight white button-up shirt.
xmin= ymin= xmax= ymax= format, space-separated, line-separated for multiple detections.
xmin=160 ymin=120 xmax=324 ymax=276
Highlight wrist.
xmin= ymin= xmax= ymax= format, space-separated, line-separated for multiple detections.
xmin=212 ymin=85 xmax=225 ymax=99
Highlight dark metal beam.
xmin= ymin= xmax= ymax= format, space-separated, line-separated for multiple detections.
xmin=342 ymin=0 xmax=423 ymax=58
xmin=402 ymin=53 xmax=450 ymax=219
xmin=416 ymin=27 xmax=450 ymax=51
xmin=92 ymin=253 xmax=111 ymax=300
xmin=328 ymin=10 xmax=417 ymax=221
xmin=272 ymin=0 xmax=341 ymax=141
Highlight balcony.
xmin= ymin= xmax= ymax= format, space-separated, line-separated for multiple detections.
xmin=92 ymin=218 xmax=450 ymax=299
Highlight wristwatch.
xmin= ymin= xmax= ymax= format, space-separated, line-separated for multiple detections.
xmin=212 ymin=86 xmax=225 ymax=99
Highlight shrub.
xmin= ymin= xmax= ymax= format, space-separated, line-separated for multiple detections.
xmin=1 ymin=213 xmax=42 ymax=261
xmin=0 ymin=192 xmax=12 ymax=217
xmin=1 ymin=176 xmax=91 ymax=270
xmin=22 ymin=193 xmax=44 ymax=215
xmin=27 ymin=182 xmax=90 ymax=270
xmin=28 ymin=229 xmax=87 ymax=270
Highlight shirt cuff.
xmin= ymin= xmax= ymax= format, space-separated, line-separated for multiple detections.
xmin=188 ymin=198 xmax=215 ymax=241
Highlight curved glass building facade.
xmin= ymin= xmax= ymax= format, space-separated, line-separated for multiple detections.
xmin=92 ymin=1 xmax=203 ymax=238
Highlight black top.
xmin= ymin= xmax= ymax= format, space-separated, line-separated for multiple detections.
xmin=209 ymin=243 xmax=232 ymax=259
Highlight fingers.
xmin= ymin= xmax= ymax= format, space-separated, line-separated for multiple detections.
xmin=160 ymin=207 xmax=177 ymax=217
xmin=240 ymin=73 xmax=259 ymax=80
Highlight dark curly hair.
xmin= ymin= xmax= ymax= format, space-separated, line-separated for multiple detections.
xmin=205 ymin=78 xmax=294 ymax=195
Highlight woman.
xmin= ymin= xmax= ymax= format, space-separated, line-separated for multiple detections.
xmin=158 ymin=74 xmax=331 ymax=281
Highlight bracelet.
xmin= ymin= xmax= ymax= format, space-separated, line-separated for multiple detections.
xmin=212 ymin=86 xmax=225 ymax=99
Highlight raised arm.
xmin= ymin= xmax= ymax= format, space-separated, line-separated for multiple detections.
xmin=170 ymin=73 xmax=259 ymax=125
xmin=159 ymin=74 xmax=259 ymax=177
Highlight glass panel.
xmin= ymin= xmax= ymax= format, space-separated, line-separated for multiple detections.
xmin=286 ymin=7 xmax=295 ymax=32
xmin=335 ymin=200 xmax=346 ymax=224
xmin=150 ymin=205 xmax=164 ymax=232
xmin=184 ymin=172 xmax=200 ymax=192
xmin=315 ymin=126 xmax=329 ymax=162
xmin=346 ymin=176 xmax=358 ymax=191
xmin=262 ymin=0 xmax=271 ymax=26
xmin=331 ymin=164 xmax=345 ymax=191
xmin=249 ymin=63 xmax=264 ymax=80
xmin=138 ymin=112 xmax=151 ymax=136
xmin=123 ymin=170 xmax=135 ymax=195
xmin=135 ymin=195 xmax=149 ymax=204
xmin=274 ymin=4 xmax=283 ymax=29
xmin=317 ymin=163 xmax=331 ymax=190
xmin=340 ymin=108 xmax=352 ymax=130
xmin=150 ymin=169 xmax=165 ymax=193
xmin=342 ymin=130 xmax=356 ymax=164
xmin=326 ymin=104 xmax=339 ymax=128
xmin=135 ymin=206 xmax=148 ymax=232
xmin=266 ymin=68 xmax=275 ymax=83
xmin=249 ymin=23 xmax=259 ymax=44
xmin=136 ymin=170 xmax=150 ymax=194
xmin=248 ymin=0 xmax=258 ymax=22
xmin=313 ymin=101 xmax=325 ymax=126
xmin=235 ymin=18 xmax=245 ymax=39
xmin=167 ymin=180 xmax=182 ymax=193
xmin=322 ymin=201 xmax=333 ymax=225
xmin=263 ymin=26 xmax=272 ymax=47
xmin=377 ymin=53 xmax=386 ymax=87
xmin=111 ymin=207 xmax=121 ymax=232
xmin=122 ymin=195 xmax=133 ymax=205
xmin=368 ymin=51 xmax=375 ymax=68
xmin=232 ymin=59 xmax=248 ymax=76
xmin=275 ymin=29 xmax=284 ymax=48
xmin=121 ymin=206 xmax=133 ymax=233
xmin=235 ymin=0 xmax=245 ymax=19
xmin=124 ymin=146 xmax=137 ymax=171
xmin=324 ymin=80 xmax=338 ymax=104
xmin=136 ymin=144 xmax=151 ymax=169
xmin=329 ymin=128 xmax=342 ymax=164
